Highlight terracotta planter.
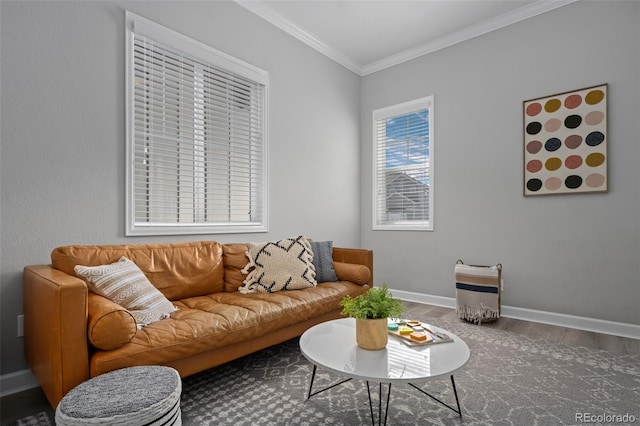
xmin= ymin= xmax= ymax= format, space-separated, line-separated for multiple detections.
xmin=355 ymin=318 xmax=388 ymax=350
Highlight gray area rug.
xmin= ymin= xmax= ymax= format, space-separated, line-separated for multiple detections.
xmin=8 ymin=318 xmax=640 ymax=425
xmin=8 ymin=412 xmax=53 ymax=426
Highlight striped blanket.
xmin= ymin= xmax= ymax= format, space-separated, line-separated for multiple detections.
xmin=455 ymin=261 xmax=502 ymax=324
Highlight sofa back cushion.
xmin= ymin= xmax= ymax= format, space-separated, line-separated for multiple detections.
xmin=222 ymin=243 xmax=249 ymax=292
xmin=51 ymin=241 xmax=224 ymax=300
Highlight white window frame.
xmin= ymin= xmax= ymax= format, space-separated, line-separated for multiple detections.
xmin=125 ymin=11 xmax=269 ymax=236
xmin=372 ymin=96 xmax=434 ymax=231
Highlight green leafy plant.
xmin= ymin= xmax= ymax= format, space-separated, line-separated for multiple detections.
xmin=339 ymin=285 xmax=405 ymax=319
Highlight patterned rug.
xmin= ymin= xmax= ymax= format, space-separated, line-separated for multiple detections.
xmin=8 ymin=318 xmax=640 ymax=425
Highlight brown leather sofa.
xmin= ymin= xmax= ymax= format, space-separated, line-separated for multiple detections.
xmin=23 ymin=241 xmax=373 ymax=408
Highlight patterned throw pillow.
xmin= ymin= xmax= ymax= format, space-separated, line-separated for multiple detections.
xmin=239 ymin=236 xmax=317 ymax=293
xmin=75 ymin=257 xmax=178 ymax=328
xmin=310 ymin=241 xmax=339 ymax=283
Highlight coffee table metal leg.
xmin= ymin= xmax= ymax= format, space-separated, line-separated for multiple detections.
xmin=366 ymin=382 xmax=392 ymax=426
xmin=307 ymin=367 xmax=462 ymax=423
xmin=307 ymin=365 xmax=353 ymax=399
xmin=383 ymin=383 xmax=391 ymax=426
xmin=366 ymin=382 xmax=374 ymax=426
xmin=307 ymin=365 xmax=318 ymax=399
xmin=407 ymin=375 xmax=463 ymax=418
xmin=450 ymin=375 xmax=462 ymax=418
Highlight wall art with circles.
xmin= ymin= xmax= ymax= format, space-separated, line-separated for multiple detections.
xmin=523 ymin=83 xmax=608 ymax=196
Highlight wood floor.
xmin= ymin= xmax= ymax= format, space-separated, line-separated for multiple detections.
xmin=0 ymin=386 xmax=51 ymax=425
xmin=1 ymin=302 xmax=638 ymax=424
xmin=402 ymin=301 xmax=640 ymax=355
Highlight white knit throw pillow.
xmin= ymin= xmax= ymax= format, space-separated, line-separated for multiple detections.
xmin=239 ymin=236 xmax=317 ymax=294
xmin=75 ymin=257 xmax=177 ymax=328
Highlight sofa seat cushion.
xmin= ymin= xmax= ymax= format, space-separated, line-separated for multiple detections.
xmin=89 ymin=281 xmax=366 ymax=376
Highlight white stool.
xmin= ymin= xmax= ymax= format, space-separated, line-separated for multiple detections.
xmin=55 ymin=366 xmax=181 ymax=425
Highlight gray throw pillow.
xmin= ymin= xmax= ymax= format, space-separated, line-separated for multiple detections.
xmin=310 ymin=241 xmax=339 ymax=283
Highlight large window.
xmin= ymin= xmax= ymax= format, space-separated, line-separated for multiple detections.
xmin=125 ymin=12 xmax=268 ymax=236
xmin=372 ymin=96 xmax=433 ymax=231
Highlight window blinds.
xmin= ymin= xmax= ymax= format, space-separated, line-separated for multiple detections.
xmin=373 ymin=97 xmax=432 ymax=230
xmin=127 ymin=13 xmax=267 ymax=234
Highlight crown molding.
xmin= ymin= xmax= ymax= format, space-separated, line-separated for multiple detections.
xmin=234 ymin=0 xmax=363 ymax=75
xmin=235 ymin=0 xmax=579 ymax=77
xmin=361 ymin=0 xmax=579 ymax=75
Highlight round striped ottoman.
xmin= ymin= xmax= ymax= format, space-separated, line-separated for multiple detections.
xmin=55 ymin=366 xmax=182 ymax=425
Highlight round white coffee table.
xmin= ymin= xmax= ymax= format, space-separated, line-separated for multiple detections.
xmin=299 ymin=317 xmax=470 ymax=425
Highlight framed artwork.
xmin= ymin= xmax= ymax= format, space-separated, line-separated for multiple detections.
xmin=523 ymin=83 xmax=608 ymax=196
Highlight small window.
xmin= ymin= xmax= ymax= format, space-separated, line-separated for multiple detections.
xmin=125 ymin=12 xmax=269 ymax=236
xmin=372 ymin=96 xmax=433 ymax=231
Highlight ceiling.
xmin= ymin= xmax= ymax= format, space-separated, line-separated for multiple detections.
xmin=235 ymin=0 xmax=577 ymax=76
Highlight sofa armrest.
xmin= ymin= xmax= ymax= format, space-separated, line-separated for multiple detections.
xmin=23 ymin=265 xmax=89 ymax=408
xmin=332 ymin=247 xmax=374 ymax=287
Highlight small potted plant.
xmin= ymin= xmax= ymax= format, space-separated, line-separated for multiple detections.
xmin=339 ymin=285 xmax=405 ymax=350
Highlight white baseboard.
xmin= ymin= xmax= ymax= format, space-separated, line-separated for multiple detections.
xmin=0 ymin=368 xmax=38 ymax=398
xmin=3 ymin=291 xmax=638 ymax=398
xmin=390 ymin=288 xmax=640 ymax=340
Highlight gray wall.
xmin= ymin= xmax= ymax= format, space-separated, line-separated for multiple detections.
xmin=0 ymin=1 xmax=360 ymax=375
xmin=360 ymin=1 xmax=640 ymax=325
xmin=2 ymin=0 xmax=639 ymax=383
